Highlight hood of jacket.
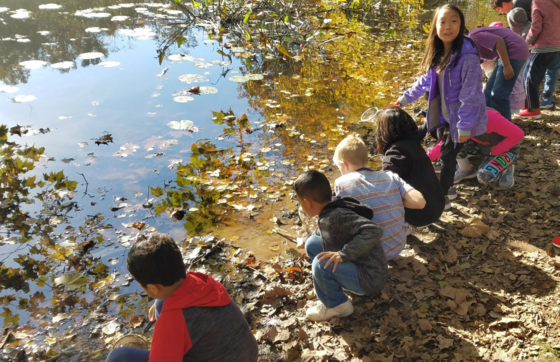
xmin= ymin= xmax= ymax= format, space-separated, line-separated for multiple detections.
xmin=320 ymin=195 xmax=374 ymax=220
xmin=162 ymin=272 xmax=230 ymax=313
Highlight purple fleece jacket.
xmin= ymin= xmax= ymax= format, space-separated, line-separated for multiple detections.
xmin=399 ymin=39 xmax=488 ymax=142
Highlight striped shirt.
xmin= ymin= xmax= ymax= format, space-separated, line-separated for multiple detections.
xmin=334 ymin=168 xmax=413 ymax=260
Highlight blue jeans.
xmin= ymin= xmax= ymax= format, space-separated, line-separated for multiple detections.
xmin=485 ymin=58 xmax=527 ymax=121
xmin=542 ymin=55 xmax=560 ymax=100
xmin=105 ymin=300 xmax=164 ymax=362
xmin=305 ymin=235 xmax=365 ymax=309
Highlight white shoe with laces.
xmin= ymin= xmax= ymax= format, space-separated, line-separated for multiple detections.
xmin=306 ymin=299 xmax=354 ymax=322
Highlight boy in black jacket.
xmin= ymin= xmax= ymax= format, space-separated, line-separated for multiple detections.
xmin=294 ymin=171 xmax=388 ymax=322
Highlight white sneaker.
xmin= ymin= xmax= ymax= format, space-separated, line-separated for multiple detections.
xmin=306 ymin=299 xmax=354 ymax=321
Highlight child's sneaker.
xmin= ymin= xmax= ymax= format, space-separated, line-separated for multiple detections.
xmin=342 ymin=288 xmax=366 ymax=296
xmin=454 ymin=166 xmax=477 ymax=183
xmin=499 ymin=165 xmax=515 ymax=189
xmin=448 ymin=186 xmax=457 ymax=200
xmin=306 ymin=299 xmax=354 ymax=321
xmin=516 ymin=108 xmax=542 ymax=119
xmin=553 ymin=237 xmax=560 ymax=249
xmin=444 ymin=195 xmax=451 ymax=211
xmin=541 ymin=97 xmax=553 ymax=109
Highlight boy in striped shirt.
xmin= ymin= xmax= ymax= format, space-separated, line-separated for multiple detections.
xmin=333 ymin=134 xmax=426 ymax=259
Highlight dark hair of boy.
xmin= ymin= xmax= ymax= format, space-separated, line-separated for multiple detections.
xmin=127 ymin=233 xmax=186 ymax=287
xmin=293 ymin=171 xmax=332 ymax=203
xmin=375 ymin=106 xmax=419 ymax=154
xmin=419 ymin=4 xmax=476 ymax=73
xmin=491 ymin=0 xmax=511 ymax=8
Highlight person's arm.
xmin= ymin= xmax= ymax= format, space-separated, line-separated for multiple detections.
xmin=457 ymin=54 xmax=485 ymax=140
xmin=494 ymin=37 xmax=514 ymax=80
xmin=402 ymin=189 xmax=426 ymax=209
xmin=149 ymin=311 xmax=192 ymax=362
xmin=398 ymin=72 xmax=432 ymax=107
xmin=338 ymin=216 xmax=383 ymax=262
xmin=526 ymin=4 xmax=543 ymax=44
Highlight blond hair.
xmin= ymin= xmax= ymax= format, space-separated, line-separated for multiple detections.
xmin=333 ymin=134 xmax=368 ymax=166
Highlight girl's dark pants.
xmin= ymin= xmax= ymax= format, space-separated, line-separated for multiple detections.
xmin=418 ymin=124 xmax=463 ymax=196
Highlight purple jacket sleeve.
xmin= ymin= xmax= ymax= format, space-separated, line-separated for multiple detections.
xmin=401 ymin=71 xmax=431 ymax=105
xmin=457 ymin=54 xmax=484 ymax=133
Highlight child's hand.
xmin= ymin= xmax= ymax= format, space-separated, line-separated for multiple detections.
xmin=149 ymin=303 xmax=156 ymax=322
xmin=317 ymin=251 xmax=343 ymax=272
xmin=502 ymin=64 xmax=514 ymax=80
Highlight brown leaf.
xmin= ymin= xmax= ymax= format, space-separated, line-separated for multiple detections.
xmin=444 ymin=246 xmax=458 ymax=263
xmin=461 ymin=218 xmax=491 ymax=238
xmin=129 ymin=315 xmax=145 ymax=328
xmin=273 ymin=329 xmax=290 ymax=343
xmin=437 ymin=334 xmax=454 ymax=350
xmin=297 ymin=328 xmax=308 ymax=340
xmin=417 ymin=319 xmax=432 ymax=331
xmin=369 ymin=352 xmax=393 ymax=362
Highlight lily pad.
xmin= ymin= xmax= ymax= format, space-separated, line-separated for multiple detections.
xmin=98 ymin=61 xmax=120 ymax=68
xmin=38 ymin=4 xmax=62 ymax=9
xmin=12 ymin=95 xmax=36 ymax=103
xmin=111 ymin=15 xmax=129 ymax=21
xmin=167 ymin=120 xmax=194 ymax=130
xmin=51 ymin=61 xmax=74 ymax=69
xmin=54 ymin=272 xmax=88 ymax=291
xmin=198 ymin=86 xmax=218 ymax=95
xmin=231 ymin=47 xmax=246 ymax=53
xmin=173 ymin=96 xmax=194 ymax=103
xmin=117 ymin=27 xmax=156 ymax=39
xmin=246 ymin=74 xmax=264 ymax=81
xmin=194 ymin=62 xmax=213 ymax=68
xmin=19 ymin=60 xmax=47 ymax=69
xmin=0 ymin=86 xmax=18 ymax=93
xmin=228 ymin=75 xmax=249 ymax=83
xmin=178 ymin=74 xmax=208 ymax=84
xmin=78 ymin=52 xmax=104 ymax=60
xmin=37 ymin=31 xmax=50 ymax=35
xmin=203 ymin=39 xmax=218 ymax=44
xmin=11 ymin=9 xmax=31 ymax=19
xmin=211 ymin=60 xmax=230 ymax=67
xmin=102 ymin=320 xmax=120 ymax=335
xmin=85 ymin=27 xmax=107 ymax=33
xmin=0 ymin=8 xmax=9 ymax=13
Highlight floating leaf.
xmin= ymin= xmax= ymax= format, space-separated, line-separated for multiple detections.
xmin=173 ymin=96 xmax=195 ymax=103
xmin=229 ymin=75 xmax=248 ymax=83
xmin=168 ymin=120 xmax=194 ymax=130
xmin=12 ymin=95 xmax=36 ymax=103
xmin=78 ymin=52 xmax=104 ymax=60
xmin=19 ymin=60 xmax=47 ymax=70
xmin=0 ymin=85 xmax=18 ymax=93
xmin=51 ymin=61 xmax=74 ymax=69
xmin=102 ymin=320 xmax=120 ymax=335
xmin=39 ymin=4 xmax=62 ymax=9
xmin=54 ymin=273 xmax=88 ymax=291
xmin=98 ymin=61 xmax=121 ymax=68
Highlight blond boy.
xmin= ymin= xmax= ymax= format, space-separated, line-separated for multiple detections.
xmin=333 ymin=134 xmax=426 ymax=259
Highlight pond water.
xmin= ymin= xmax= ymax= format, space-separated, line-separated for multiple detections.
xmin=0 ymin=0 xmax=501 ymax=359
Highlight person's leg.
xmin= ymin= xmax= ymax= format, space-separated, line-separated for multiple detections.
xmin=439 ymin=127 xmax=464 ymax=195
xmin=304 ymin=235 xmax=323 ymax=262
xmin=484 ymin=62 xmax=498 ymax=107
xmin=524 ymin=53 xmax=554 ymax=111
xmin=542 ymin=52 xmax=560 ymax=103
xmin=106 ymin=347 xmax=150 ymax=362
xmin=311 ymin=255 xmax=365 ymax=308
xmin=477 ymin=151 xmax=517 ymax=184
xmin=488 ymin=59 xmax=526 ymax=121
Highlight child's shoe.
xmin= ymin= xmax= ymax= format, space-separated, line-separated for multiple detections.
xmin=499 ymin=165 xmax=515 ymax=189
xmin=454 ymin=166 xmax=477 ymax=183
xmin=541 ymin=97 xmax=553 ymax=109
xmin=444 ymin=195 xmax=452 ymax=211
xmin=342 ymin=288 xmax=366 ymax=296
xmin=306 ymin=299 xmax=354 ymax=321
xmin=516 ymin=108 xmax=542 ymax=119
xmin=448 ymin=186 xmax=457 ymax=200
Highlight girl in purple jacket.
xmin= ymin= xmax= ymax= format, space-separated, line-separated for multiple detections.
xmin=397 ymin=4 xmax=487 ymax=210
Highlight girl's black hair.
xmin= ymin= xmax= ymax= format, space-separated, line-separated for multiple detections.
xmin=419 ymin=4 xmax=476 ymax=73
xmin=375 ymin=107 xmax=419 ymax=154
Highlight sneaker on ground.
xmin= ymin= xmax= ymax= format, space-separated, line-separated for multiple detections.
xmin=342 ymin=287 xmax=366 ymax=296
xmin=499 ymin=165 xmax=515 ymax=189
xmin=444 ymin=195 xmax=451 ymax=211
xmin=454 ymin=166 xmax=477 ymax=183
xmin=448 ymin=186 xmax=457 ymax=200
xmin=306 ymin=299 xmax=354 ymax=322
xmin=541 ymin=97 xmax=553 ymax=109
xmin=405 ymin=224 xmax=413 ymax=236
xmin=553 ymin=237 xmax=560 ymax=249
xmin=516 ymin=108 xmax=542 ymax=119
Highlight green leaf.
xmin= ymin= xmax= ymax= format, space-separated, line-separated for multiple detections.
xmin=438 ymin=280 xmax=448 ymax=288
xmin=243 ymin=11 xmax=251 ymax=24
xmin=192 ymin=0 xmax=200 ymax=8
xmin=150 ymin=186 xmax=165 ymax=197
xmin=177 ymin=35 xmax=185 ymax=48
xmin=284 ymin=15 xmax=288 ymax=22
xmin=245 ymin=31 xmax=251 ymax=41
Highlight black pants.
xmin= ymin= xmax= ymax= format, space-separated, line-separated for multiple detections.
xmin=419 ymin=124 xmax=463 ymax=195
xmin=524 ymin=52 xmax=560 ymax=110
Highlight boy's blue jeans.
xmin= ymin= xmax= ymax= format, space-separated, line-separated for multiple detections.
xmin=105 ymin=300 xmax=164 ymax=362
xmin=485 ymin=59 xmax=527 ymax=121
xmin=542 ymin=56 xmax=560 ymax=100
xmin=305 ymin=235 xmax=365 ymax=309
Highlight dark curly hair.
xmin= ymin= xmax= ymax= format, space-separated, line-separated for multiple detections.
xmin=375 ymin=106 xmax=419 ymax=155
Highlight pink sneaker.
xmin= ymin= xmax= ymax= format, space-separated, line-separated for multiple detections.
xmin=553 ymin=237 xmax=560 ymax=249
xmin=516 ymin=108 xmax=541 ymax=119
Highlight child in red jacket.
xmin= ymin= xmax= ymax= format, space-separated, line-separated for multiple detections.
xmin=427 ymin=109 xmax=524 ymax=188
xmin=105 ymin=233 xmax=258 ymax=362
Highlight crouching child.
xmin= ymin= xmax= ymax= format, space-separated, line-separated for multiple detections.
xmin=294 ymin=171 xmax=388 ymax=322
xmin=105 ymin=233 xmax=258 ymax=362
